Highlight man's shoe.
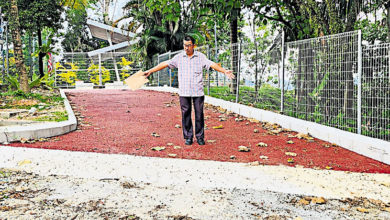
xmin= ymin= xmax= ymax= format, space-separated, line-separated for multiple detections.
xmin=197 ymin=139 xmax=205 ymax=145
xmin=185 ymin=139 xmax=193 ymax=145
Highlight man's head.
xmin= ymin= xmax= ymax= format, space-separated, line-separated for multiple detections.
xmin=183 ymin=35 xmax=195 ymax=56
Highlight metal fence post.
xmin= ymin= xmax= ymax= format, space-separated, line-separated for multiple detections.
xmin=157 ymin=54 xmax=160 ymax=86
xmin=357 ymin=30 xmax=362 ymax=134
xmin=98 ymin=53 xmax=102 ymax=86
xmin=281 ymin=31 xmax=285 ymax=114
xmin=214 ymin=23 xmax=219 ymax=87
xmin=169 ymin=51 xmax=172 ymax=87
xmin=207 ymin=45 xmax=211 ymax=96
xmin=235 ymin=42 xmax=241 ymax=103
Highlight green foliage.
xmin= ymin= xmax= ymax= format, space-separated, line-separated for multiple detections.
xmin=117 ymin=57 xmax=134 ymax=80
xmin=33 ymin=111 xmax=68 ymax=122
xmin=56 ymin=62 xmax=78 ymax=85
xmin=87 ymin=62 xmax=111 ymax=85
xmin=5 ymin=74 xmax=20 ymax=91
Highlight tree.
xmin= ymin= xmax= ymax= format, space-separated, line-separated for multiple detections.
xmin=61 ymin=8 xmax=106 ymax=52
xmin=121 ymin=0 xmax=214 ymax=68
xmin=0 ymin=0 xmax=65 ymax=78
xmin=8 ymin=0 xmax=29 ymax=93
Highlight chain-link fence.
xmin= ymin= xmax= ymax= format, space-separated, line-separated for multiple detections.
xmin=150 ymin=31 xmax=390 ymax=142
xmin=54 ymin=52 xmax=140 ymax=88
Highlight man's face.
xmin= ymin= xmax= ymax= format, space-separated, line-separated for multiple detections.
xmin=183 ymin=40 xmax=195 ymax=56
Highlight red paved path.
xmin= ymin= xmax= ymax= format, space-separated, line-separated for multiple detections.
xmin=7 ymin=89 xmax=390 ymax=173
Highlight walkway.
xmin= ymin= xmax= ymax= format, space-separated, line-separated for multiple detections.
xmin=6 ymin=89 xmax=390 ymax=173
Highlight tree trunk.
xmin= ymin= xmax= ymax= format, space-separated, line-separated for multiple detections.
xmin=37 ymin=28 xmax=45 ymax=78
xmin=230 ymin=6 xmax=239 ymax=94
xmin=254 ymin=41 xmax=258 ymax=101
xmin=387 ymin=4 xmax=390 ymax=42
xmin=9 ymin=0 xmax=29 ymax=93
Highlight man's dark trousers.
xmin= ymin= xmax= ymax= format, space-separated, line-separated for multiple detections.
xmin=179 ymin=96 xmax=204 ymax=140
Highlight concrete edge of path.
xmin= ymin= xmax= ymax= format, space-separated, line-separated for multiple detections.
xmin=0 ymin=89 xmax=77 ymax=143
xmin=142 ymin=86 xmax=390 ymax=165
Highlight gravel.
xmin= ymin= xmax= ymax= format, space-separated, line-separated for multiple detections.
xmin=1 ymin=146 xmax=390 ymax=219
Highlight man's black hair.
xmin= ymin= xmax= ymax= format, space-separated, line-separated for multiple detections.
xmin=184 ymin=35 xmax=195 ymax=44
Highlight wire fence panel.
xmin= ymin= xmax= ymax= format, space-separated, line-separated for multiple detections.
xmin=237 ymin=41 xmax=282 ymax=111
xmin=150 ymin=50 xmax=182 ymax=88
xmin=55 ymin=52 xmax=138 ymax=88
xmin=207 ymin=44 xmax=235 ymax=102
xmin=283 ymin=31 xmax=360 ymax=133
xmin=147 ymin=30 xmax=389 ymax=142
xmin=362 ymin=43 xmax=390 ymax=141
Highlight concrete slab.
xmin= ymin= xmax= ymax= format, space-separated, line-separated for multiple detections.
xmin=75 ymin=81 xmax=94 ymax=89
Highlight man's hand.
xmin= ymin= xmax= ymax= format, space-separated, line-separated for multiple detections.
xmin=143 ymin=70 xmax=152 ymax=77
xmin=224 ymin=70 xmax=235 ymax=79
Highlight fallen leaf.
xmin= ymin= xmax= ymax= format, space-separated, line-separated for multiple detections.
xmin=249 ymin=161 xmax=260 ymax=166
xmin=285 ymin=152 xmax=297 ymax=157
xmin=270 ymin=128 xmax=283 ymax=134
xmin=259 ymin=155 xmax=269 ymax=160
xmin=235 ymin=118 xmax=243 ymax=122
xmin=325 ymin=166 xmax=333 ymax=170
xmin=287 ymin=140 xmax=294 ymax=144
xmin=212 ymin=125 xmax=224 ymax=129
xmin=298 ymin=199 xmax=309 ymax=205
xmin=151 ymin=147 xmax=165 ymax=151
xmin=253 ymin=129 xmax=259 ymax=133
xmin=311 ymin=197 xmax=327 ymax=204
xmin=168 ymin=154 xmax=177 ymax=157
xmin=167 ymin=143 xmax=174 ymax=146
xmin=238 ymin=146 xmax=250 ymax=152
xmin=380 ymin=182 xmax=390 ymax=188
xmin=296 ymin=133 xmax=314 ymax=140
xmin=175 ymin=124 xmax=181 ymax=128
xmin=287 ymin=158 xmax=294 ymax=163
xmin=256 ymin=142 xmax=268 ymax=147
xmin=0 ymin=206 xmax=12 ymax=211
xmin=357 ymin=207 xmax=369 ymax=213
xmin=248 ymin=118 xmax=260 ymax=123
xmin=157 ymin=113 xmax=161 ymax=116
xmin=207 ymin=140 xmax=216 ymax=143
xmin=287 ymin=134 xmax=295 ymax=138
xmin=20 ymin=138 xmax=28 ymax=143
xmin=173 ymin=146 xmax=181 ymax=149
xmin=230 ymin=155 xmax=236 ymax=159
xmin=151 ymin=132 xmax=160 ymax=137
xmin=18 ymin=160 xmax=32 ymax=166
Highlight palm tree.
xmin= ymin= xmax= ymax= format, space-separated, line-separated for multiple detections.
xmin=9 ymin=0 xmax=29 ymax=93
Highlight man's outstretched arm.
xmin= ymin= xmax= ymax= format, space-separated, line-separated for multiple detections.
xmin=210 ymin=63 xmax=235 ymax=79
xmin=143 ymin=61 xmax=169 ymax=77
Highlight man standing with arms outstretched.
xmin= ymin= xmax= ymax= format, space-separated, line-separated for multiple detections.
xmin=144 ymin=35 xmax=235 ymax=145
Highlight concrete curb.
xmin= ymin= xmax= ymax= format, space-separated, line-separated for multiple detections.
xmin=142 ymin=86 xmax=390 ymax=165
xmin=0 ymin=89 xmax=77 ymax=143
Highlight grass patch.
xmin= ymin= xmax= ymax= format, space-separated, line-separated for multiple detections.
xmin=33 ymin=111 xmax=68 ymax=122
xmin=0 ymin=90 xmax=64 ymax=109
